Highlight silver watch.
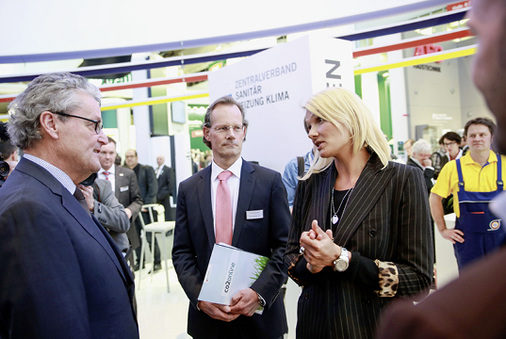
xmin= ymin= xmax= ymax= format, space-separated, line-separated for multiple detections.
xmin=333 ymin=247 xmax=350 ymax=272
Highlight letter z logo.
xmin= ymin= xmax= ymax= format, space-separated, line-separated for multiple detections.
xmin=325 ymin=59 xmax=341 ymax=79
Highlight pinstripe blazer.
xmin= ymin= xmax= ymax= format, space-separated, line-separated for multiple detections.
xmin=285 ymin=152 xmax=433 ymax=339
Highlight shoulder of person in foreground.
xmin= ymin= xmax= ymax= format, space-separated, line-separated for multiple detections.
xmin=376 ymin=244 xmax=506 ymax=339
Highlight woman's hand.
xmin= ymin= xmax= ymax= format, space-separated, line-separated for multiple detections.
xmin=300 ymin=220 xmax=340 ymax=273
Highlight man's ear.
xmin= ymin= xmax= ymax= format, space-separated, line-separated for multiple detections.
xmin=203 ymin=126 xmax=211 ymax=141
xmin=39 ymin=111 xmax=60 ymax=140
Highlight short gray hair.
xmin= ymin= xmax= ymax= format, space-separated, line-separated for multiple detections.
xmin=8 ymin=72 xmax=101 ymax=150
xmin=201 ymin=96 xmax=248 ymax=149
xmin=412 ymin=139 xmax=432 ymax=155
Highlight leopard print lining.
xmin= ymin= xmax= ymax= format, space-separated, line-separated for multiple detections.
xmin=374 ymin=259 xmax=399 ymax=297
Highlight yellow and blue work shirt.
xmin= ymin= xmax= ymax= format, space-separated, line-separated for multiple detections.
xmin=431 ymin=150 xmax=506 ymax=217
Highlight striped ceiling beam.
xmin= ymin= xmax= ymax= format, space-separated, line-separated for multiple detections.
xmin=353 ymin=27 xmax=472 ymax=57
xmin=0 ymin=28 xmax=475 ymax=104
xmin=0 ymin=6 xmax=468 ymax=84
xmin=0 ymin=0 xmax=461 ymax=64
xmin=354 ymin=44 xmax=476 ymax=74
xmin=96 ymin=45 xmax=477 ymax=111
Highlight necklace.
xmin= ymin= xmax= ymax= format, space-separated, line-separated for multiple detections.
xmin=331 ymin=187 xmax=353 ymax=225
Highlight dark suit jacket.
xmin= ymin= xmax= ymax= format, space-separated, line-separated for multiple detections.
xmin=406 ymin=157 xmax=434 ymax=195
xmin=0 ymin=158 xmax=138 ymax=339
xmin=133 ymin=164 xmax=157 ymax=204
xmin=157 ymin=165 xmax=176 ymax=221
xmin=93 ymin=178 xmax=130 ymax=252
xmin=115 ymin=165 xmax=143 ymax=249
xmin=172 ymin=159 xmax=290 ymax=339
xmin=285 ymin=153 xmax=433 ymax=339
xmin=376 ymin=243 xmax=506 ymax=339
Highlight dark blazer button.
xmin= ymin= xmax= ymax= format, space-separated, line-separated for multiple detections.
xmin=369 ymin=229 xmax=377 ymax=237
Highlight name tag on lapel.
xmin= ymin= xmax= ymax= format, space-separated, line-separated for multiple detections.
xmin=120 ymin=186 xmax=129 ymax=192
xmin=246 ymin=210 xmax=264 ymax=220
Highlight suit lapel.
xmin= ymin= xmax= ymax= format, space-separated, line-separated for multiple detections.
xmin=334 ymin=154 xmax=394 ymax=246
xmin=197 ymin=166 xmax=216 ymax=246
xmin=19 ymin=159 xmax=129 ymax=284
xmin=232 ymin=160 xmax=255 ymax=245
xmin=61 ymin=188 xmax=129 ymax=283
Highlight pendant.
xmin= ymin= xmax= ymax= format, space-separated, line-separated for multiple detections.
xmin=332 ymin=215 xmax=339 ymax=224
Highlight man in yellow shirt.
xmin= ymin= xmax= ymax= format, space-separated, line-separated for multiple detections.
xmin=430 ymin=117 xmax=506 ymax=270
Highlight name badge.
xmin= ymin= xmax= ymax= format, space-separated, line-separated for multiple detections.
xmin=120 ymin=186 xmax=129 ymax=192
xmin=246 ymin=210 xmax=263 ymax=220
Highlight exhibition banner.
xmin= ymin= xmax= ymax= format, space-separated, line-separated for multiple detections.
xmin=209 ymin=34 xmax=354 ymax=173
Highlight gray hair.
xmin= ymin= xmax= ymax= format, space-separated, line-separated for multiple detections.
xmin=8 ymin=72 xmax=101 ymax=150
xmin=412 ymin=139 xmax=432 ymax=155
xmin=201 ymin=96 xmax=248 ymax=149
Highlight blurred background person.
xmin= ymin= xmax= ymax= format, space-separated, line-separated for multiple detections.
xmin=124 ymin=149 xmax=160 ymax=272
xmin=430 ymin=117 xmax=506 ymax=271
xmin=79 ymin=176 xmax=131 ymax=256
xmin=155 ymin=154 xmax=176 ymax=221
xmin=285 ymin=88 xmax=433 ymax=339
xmin=401 ymin=138 xmax=415 ymax=163
xmin=98 ymin=137 xmax=142 ymax=270
xmin=282 ymin=119 xmax=314 ymax=211
xmin=407 ymin=139 xmax=435 ymax=195
xmin=440 ymin=131 xmax=463 ymax=162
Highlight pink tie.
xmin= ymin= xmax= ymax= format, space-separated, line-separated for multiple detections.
xmin=216 ymin=170 xmax=233 ymax=245
xmin=104 ymin=171 xmax=109 ymax=180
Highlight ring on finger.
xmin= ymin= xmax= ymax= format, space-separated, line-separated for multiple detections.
xmin=300 ymin=246 xmax=305 ymax=254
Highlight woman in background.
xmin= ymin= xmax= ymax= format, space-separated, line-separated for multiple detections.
xmin=285 ymin=88 xmax=433 ymax=339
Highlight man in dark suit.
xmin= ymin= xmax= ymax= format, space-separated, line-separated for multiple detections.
xmin=98 ymin=137 xmax=143 ymax=264
xmin=172 ymin=96 xmax=290 ymax=339
xmin=124 ymin=148 xmax=160 ymax=270
xmin=155 ymin=154 xmax=176 ymax=221
xmin=376 ymin=1 xmax=506 ymax=338
xmin=406 ymin=139 xmax=434 ymax=195
xmin=0 ymin=72 xmax=138 ymax=338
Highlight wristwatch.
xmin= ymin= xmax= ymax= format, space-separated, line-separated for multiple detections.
xmin=257 ymin=292 xmax=266 ymax=307
xmin=333 ymin=247 xmax=350 ymax=272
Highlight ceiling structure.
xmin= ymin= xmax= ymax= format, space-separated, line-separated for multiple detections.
xmin=0 ymin=0 xmax=472 ymax=118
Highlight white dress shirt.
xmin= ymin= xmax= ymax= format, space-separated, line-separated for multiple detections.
xmin=23 ymin=154 xmax=77 ymax=195
xmin=98 ymin=166 xmax=116 ymax=194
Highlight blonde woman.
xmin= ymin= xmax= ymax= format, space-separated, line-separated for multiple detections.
xmin=285 ymin=88 xmax=433 ymax=339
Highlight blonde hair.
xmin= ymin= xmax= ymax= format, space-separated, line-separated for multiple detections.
xmin=302 ymin=88 xmax=390 ymax=179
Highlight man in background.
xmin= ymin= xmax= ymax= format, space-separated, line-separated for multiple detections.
xmin=376 ymin=1 xmax=506 ymax=337
xmin=407 ymin=139 xmax=434 ymax=195
xmin=0 ymin=122 xmax=18 ymax=186
xmin=98 ymin=137 xmax=143 ymax=269
xmin=173 ymin=96 xmax=290 ymax=339
xmin=430 ymin=117 xmax=505 ymax=270
xmin=125 ymin=149 xmax=160 ymax=271
xmin=155 ymin=154 xmax=176 ymax=221
xmin=0 ymin=72 xmax=138 ymax=338
xmin=440 ymin=131 xmax=463 ymax=162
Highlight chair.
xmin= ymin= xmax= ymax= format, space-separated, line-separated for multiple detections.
xmin=138 ymin=203 xmax=175 ymax=292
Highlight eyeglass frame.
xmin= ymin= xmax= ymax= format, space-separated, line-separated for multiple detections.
xmin=212 ymin=124 xmax=245 ymax=134
xmin=52 ymin=111 xmax=103 ymax=134
xmin=443 ymin=141 xmax=457 ymax=147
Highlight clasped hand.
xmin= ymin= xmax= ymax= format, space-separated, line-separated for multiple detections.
xmin=300 ymin=220 xmax=340 ymax=273
xmin=198 ymin=288 xmax=259 ymax=322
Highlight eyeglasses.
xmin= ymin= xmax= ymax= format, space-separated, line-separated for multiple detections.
xmin=443 ymin=141 xmax=457 ymax=147
xmin=213 ymin=125 xmax=244 ymax=134
xmin=53 ymin=112 xmax=103 ymax=134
